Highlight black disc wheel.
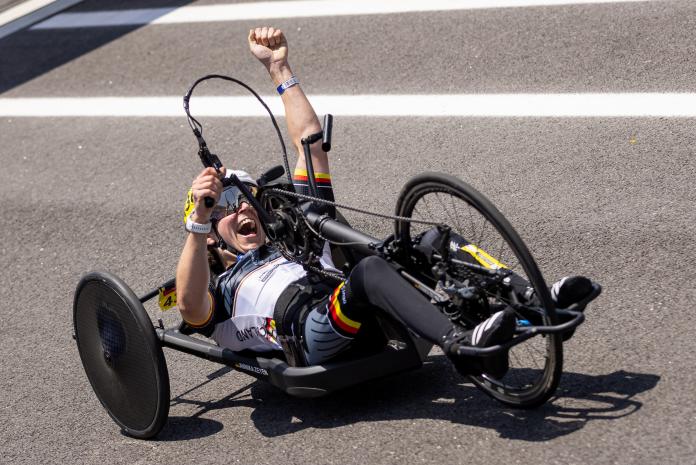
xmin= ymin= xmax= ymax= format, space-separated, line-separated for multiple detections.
xmin=73 ymin=272 xmax=170 ymax=438
xmin=395 ymin=172 xmax=562 ymax=408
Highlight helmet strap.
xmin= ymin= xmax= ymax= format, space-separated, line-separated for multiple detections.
xmin=211 ymin=220 xmax=226 ymax=250
xmin=211 ymin=220 xmax=242 ymax=257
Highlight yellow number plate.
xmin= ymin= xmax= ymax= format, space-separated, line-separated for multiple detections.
xmin=158 ymin=285 xmax=177 ymax=311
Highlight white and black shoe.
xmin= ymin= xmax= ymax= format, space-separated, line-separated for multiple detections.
xmin=444 ymin=308 xmax=516 ymax=379
xmin=551 ymin=276 xmax=594 ymax=309
xmin=522 ymin=275 xmax=597 ymax=340
xmin=550 ymin=275 xmax=595 ymax=340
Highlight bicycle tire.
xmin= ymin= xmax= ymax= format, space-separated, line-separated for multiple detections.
xmin=73 ymin=271 xmax=170 ymax=438
xmin=394 ymin=172 xmax=562 ymax=408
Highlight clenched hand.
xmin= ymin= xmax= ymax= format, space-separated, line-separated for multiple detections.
xmin=248 ymin=26 xmax=288 ymax=70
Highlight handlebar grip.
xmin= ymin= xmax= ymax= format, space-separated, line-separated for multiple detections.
xmin=204 ymin=177 xmax=231 ymax=207
xmin=322 ymin=114 xmax=332 ymax=152
xmin=256 ymin=165 xmax=285 ymax=187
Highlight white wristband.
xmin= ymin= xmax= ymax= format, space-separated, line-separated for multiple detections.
xmin=277 ymin=75 xmax=299 ymax=95
xmin=185 ymin=214 xmax=212 ymax=234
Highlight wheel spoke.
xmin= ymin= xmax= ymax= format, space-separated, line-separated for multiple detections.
xmin=397 ymin=176 xmax=560 ymax=406
xmin=435 ymin=190 xmax=463 ymax=233
xmin=448 ymin=192 xmax=464 ymax=232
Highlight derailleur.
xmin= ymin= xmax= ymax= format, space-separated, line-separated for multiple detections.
xmin=434 ymin=274 xmax=491 ymax=326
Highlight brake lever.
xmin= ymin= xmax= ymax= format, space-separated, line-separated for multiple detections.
xmin=322 ymin=114 xmax=332 ymax=152
xmin=193 ymin=128 xmax=223 ymax=208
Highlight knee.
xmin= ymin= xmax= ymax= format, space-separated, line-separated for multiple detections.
xmin=352 ymin=256 xmax=394 ymax=293
xmin=357 ymin=255 xmax=390 ymax=274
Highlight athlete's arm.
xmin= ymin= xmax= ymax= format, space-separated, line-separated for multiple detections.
xmin=175 ymin=167 xmax=224 ymax=326
xmin=248 ymin=27 xmax=329 ymax=176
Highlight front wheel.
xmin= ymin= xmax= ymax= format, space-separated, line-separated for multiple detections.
xmin=394 ymin=172 xmax=562 ymax=408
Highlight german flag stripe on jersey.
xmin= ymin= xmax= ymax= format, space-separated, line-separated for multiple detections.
xmin=293 ymin=168 xmax=333 ymax=185
xmin=327 ymin=282 xmax=361 ymax=336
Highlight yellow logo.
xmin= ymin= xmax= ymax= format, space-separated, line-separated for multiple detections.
xmin=183 ymin=189 xmax=195 ymax=224
xmin=461 ymin=244 xmax=508 ymax=270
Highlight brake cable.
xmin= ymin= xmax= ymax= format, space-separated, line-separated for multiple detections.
xmin=270 ymin=188 xmax=443 ymax=227
xmin=182 ymin=75 xmax=443 ymax=265
xmin=183 ymin=74 xmax=294 ymax=187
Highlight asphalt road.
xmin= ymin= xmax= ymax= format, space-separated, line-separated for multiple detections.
xmin=1 ymin=1 xmax=695 ymax=464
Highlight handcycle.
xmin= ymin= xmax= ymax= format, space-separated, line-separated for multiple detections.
xmin=72 ymin=75 xmax=601 ymax=439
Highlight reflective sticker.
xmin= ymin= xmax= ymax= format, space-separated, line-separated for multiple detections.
xmin=183 ymin=188 xmax=195 ymax=224
xmin=158 ymin=285 xmax=177 ymax=311
xmin=461 ymin=244 xmax=508 ymax=270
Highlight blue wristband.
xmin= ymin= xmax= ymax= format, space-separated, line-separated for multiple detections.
xmin=277 ymin=76 xmax=299 ymax=95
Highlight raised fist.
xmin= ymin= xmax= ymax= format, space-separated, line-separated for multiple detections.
xmin=248 ymin=26 xmax=288 ymax=69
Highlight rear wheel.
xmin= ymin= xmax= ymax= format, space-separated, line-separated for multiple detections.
xmin=395 ymin=172 xmax=562 ymax=408
xmin=73 ymin=272 xmax=170 ymax=438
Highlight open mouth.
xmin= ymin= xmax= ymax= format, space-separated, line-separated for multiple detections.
xmin=237 ymin=218 xmax=257 ymax=237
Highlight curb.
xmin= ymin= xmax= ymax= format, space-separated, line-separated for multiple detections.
xmin=0 ymin=0 xmax=83 ymax=40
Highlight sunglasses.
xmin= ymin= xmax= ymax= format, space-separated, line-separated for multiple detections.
xmin=211 ymin=184 xmax=258 ymax=220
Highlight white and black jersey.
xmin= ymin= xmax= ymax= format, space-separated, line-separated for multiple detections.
xmin=205 ymin=244 xmax=336 ymax=352
xmin=182 ymin=172 xmax=338 ymax=353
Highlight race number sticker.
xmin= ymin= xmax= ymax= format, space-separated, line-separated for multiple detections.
xmin=183 ymin=188 xmax=195 ymax=224
xmin=158 ymin=285 xmax=177 ymax=311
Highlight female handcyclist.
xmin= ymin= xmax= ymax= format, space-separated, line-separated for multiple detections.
xmin=176 ymin=27 xmax=593 ymax=378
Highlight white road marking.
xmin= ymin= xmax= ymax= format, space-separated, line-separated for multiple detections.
xmin=32 ymin=0 xmax=653 ymax=29
xmin=1 ymin=93 xmax=696 ymax=117
xmin=0 ymin=0 xmax=82 ymax=38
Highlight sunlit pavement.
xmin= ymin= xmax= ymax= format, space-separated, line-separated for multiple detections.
xmin=1 ymin=1 xmax=694 ymax=464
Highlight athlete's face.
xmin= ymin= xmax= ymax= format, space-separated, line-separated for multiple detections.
xmin=217 ymin=200 xmax=266 ymax=254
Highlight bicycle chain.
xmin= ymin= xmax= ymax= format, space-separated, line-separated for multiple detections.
xmin=266 ymin=187 xmax=445 ymax=282
xmin=267 ymin=188 xmax=443 ymax=226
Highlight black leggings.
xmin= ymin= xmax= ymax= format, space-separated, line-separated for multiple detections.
xmin=341 ymin=256 xmax=454 ymax=342
xmin=344 ymin=255 xmax=534 ymax=334
xmin=302 ymin=256 xmax=454 ymax=365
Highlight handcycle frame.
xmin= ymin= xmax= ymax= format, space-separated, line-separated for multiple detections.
xmin=73 ymin=78 xmax=600 ymax=438
xmin=137 ymin=217 xmax=590 ymax=398
xmin=130 ymin=117 xmax=591 ymax=399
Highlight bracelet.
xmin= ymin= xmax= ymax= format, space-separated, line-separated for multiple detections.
xmin=185 ymin=214 xmax=212 ymax=234
xmin=277 ymin=75 xmax=299 ymax=95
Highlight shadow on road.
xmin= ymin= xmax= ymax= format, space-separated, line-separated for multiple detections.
xmin=0 ymin=0 xmax=195 ymax=94
xmin=159 ymin=359 xmax=659 ymax=442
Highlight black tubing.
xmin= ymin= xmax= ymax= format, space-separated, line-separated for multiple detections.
xmin=304 ymin=211 xmax=380 ymax=256
xmin=322 ymin=114 xmax=333 ymax=152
